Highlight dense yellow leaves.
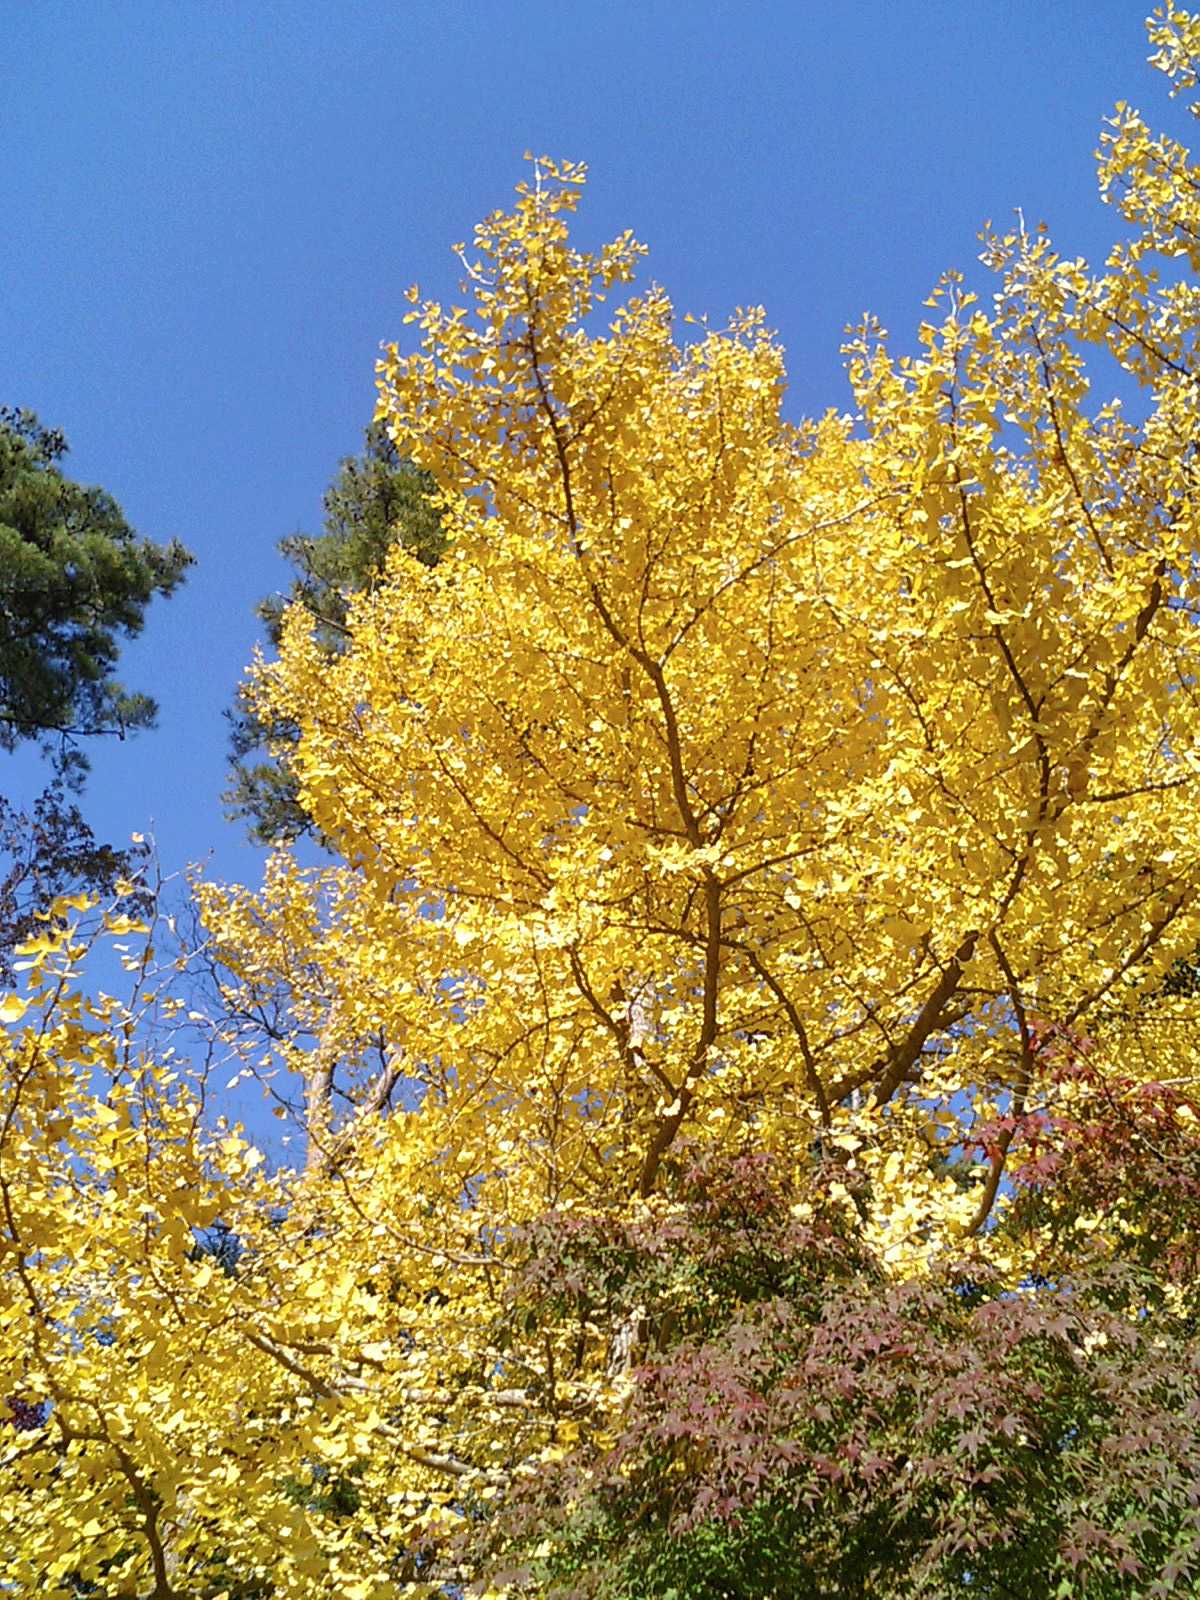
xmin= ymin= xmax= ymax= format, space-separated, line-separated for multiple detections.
xmin=244 ymin=141 xmax=1200 ymax=1223
xmin=207 ymin=94 xmax=1200 ymax=1591
xmin=10 ymin=20 xmax=1200 ymax=1594
xmin=0 ymin=909 xmax=491 ymax=1597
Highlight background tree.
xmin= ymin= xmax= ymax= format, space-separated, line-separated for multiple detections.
xmin=0 ymin=408 xmax=189 ymax=971
xmin=225 ymin=423 xmax=444 ymax=845
xmin=0 ymin=408 xmax=191 ymax=780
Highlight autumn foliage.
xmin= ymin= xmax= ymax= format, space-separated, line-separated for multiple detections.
xmin=7 ymin=11 xmax=1200 ymax=1597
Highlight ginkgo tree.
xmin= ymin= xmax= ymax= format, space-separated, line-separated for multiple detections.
xmin=8 ymin=9 xmax=1200 ymax=1597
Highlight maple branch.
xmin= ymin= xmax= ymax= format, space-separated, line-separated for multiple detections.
xmin=662 ymin=493 xmax=895 ymax=664
xmin=1063 ymin=890 xmax=1190 ymax=1026
xmin=639 ymin=869 xmax=722 ymax=1197
xmin=326 ymin=1160 xmax=512 ymax=1271
xmin=1030 ymin=322 xmax=1114 ymax=574
xmin=568 ymin=945 xmax=676 ymax=1097
xmin=872 ymin=931 xmax=979 ymax=1107
xmin=1068 ymin=561 xmax=1165 ymax=787
xmin=430 ymin=737 xmax=551 ymax=889
xmin=244 ymin=1329 xmax=339 ymax=1399
xmin=109 ymin=1436 xmax=178 ymax=1600
xmin=302 ymin=1057 xmax=336 ymax=1174
xmin=525 ymin=297 xmax=582 ymax=554
xmin=728 ymin=939 xmax=830 ymax=1127
xmin=244 ymin=1329 xmax=507 ymax=1485
xmin=962 ymin=932 xmax=1036 ymax=1238
xmin=516 ymin=319 xmax=733 ymax=1198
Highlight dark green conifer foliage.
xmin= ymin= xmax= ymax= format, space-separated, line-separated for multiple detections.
xmin=0 ymin=408 xmax=191 ymax=783
xmin=0 ymin=408 xmax=188 ymax=972
xmin=226 ymin=424 xmax=444 ymax=844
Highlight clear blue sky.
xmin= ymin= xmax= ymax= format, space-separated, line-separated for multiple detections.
xmin=2 ymin=0 xmax=1155 ymax=895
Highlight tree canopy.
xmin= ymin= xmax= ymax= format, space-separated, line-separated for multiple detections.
xmin=0 ymin=409 xmax=188 ymax=973
xmin=6 ymin=11 xmax=1200 ymax=1597
xmin=0 ymin=408 xmax=191 ymax=781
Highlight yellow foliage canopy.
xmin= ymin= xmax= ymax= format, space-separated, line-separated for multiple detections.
xmin=237 ymin=138 xmax=1200 ymax=1248
xmin=9 ymin=13 xmax=1200 ymax=1593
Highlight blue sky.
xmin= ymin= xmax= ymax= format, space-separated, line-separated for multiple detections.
xmin=3 ymin=0 xmax=1155 ymax=896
